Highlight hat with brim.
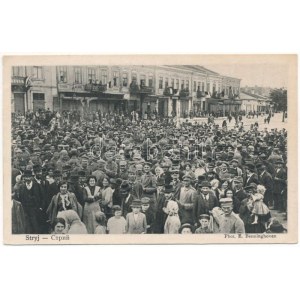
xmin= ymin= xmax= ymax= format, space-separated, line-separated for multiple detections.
xmin=182 ymin=174 xmax=193 ymax=181
xmin=269 ymin=223 xmax=286 ymax=233
xmin=244 ymin=183 xmax=257 ymax=191
xmin=219 ymin=198 xmax=233 ymax=206
xmin=164 ymin=185 xmax=174 ymax=193
xmin=199 ymin=180 xmax=211 ymax=188
xmin=141 ymin=197 xmax=150 ymax=205
xmin=23 ymin=170 xmax=33 ymax=177
xmin=130 ymin=200 xmax=142 ymax=208
xmin=199 ymin=214 xmax=210 ymax=220
xmin=179 ymin=223 xmax=194 ymax=233
xmin=233 ymin=176 xmax=243 ymax=184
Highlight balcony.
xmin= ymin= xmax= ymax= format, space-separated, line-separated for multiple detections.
xmin=129 ymin=82 xmax=154 ymax=95
xmin=179 ymin=88 xmax=190 ymax=98
xmin=163 ymin=87 xmax=178 ymax=96
xmin=140 ymin=86 xmax=154 ymax=94
xmin=196 ymin=90 xmax=206 ymax=98
xmin=85 ymin=83 xmax=107 ymax=93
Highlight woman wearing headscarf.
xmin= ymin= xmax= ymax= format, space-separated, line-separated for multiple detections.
xmin=46 ymin=181 xmax=82 ymax=227
xmin=82 ymin=175 xmax=101 ymax=234
xmin=59 ymin=210 xmax=87 ymax=234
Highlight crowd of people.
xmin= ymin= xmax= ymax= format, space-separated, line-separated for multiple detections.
xmin=11 ymin=108 xmax=288 ymax=235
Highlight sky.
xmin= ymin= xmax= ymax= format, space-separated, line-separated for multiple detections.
xmin=204 ymin=64 xmax=288 ymax=88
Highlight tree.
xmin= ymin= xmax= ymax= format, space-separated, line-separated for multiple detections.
xmin=269 ymin=88 xmax=287 ymax=122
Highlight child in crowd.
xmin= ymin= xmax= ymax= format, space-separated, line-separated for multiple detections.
xmin=195 ymin=214 xmax=213 ymax=234
xmin=94 ymin=211 xmax=107 ymax=234
xmin=179 ymin=223 xmax=194 ymax=234
xmin=107 ymin=205 xmax=126 ymax=234
xmin=141 ymin=197 xmax=155 ymax=234
xmin=126 ymin=200 xmax=147 ymax=234
xmin=251 ymin=185 xmax=270 ymax=225
xmin=164 ymin=200 xmax=181 ymax=234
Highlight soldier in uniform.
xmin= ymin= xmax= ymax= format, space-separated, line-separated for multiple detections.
xmin=218 ymin=198 xmax=245 ymax=234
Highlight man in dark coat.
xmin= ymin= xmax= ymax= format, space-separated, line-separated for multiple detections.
xmin=193 ymin=180 xmax=219 ymax=226
xmin=244 ymin=163 xmax=259 ymax=186
xmin=273 ymin=159 xmax=287 ymax=211
xmin=256 ymin=162 xmax=274 ymax=207
xmin=18 ymin=170 xmax=46 ymax=234
xmin=232 ymin=176 xmax=248 ymax=203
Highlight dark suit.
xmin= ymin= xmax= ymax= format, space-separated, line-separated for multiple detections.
xmin=193 ymin=191 xmax=219 ymax=225
xmin=244 ymin=173 xmax=259 ymax=186
xmin=259 ymin=171 xmax=274 ymax=206
xmin=18 ymin=181 xmax=45 ymax=234
xmin=273 ymin=167 xmax=287 ymax=210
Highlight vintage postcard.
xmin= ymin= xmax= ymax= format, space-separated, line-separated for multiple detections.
xmin=2 ymin=54 xmax=297 ymax=244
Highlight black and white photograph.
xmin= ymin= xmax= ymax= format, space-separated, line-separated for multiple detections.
xmin=3 ymin=55 xmax=297 ymax=244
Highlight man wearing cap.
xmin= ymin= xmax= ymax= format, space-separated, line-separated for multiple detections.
xmin=170 ymin=168 xmax=183 ymax=200
xmin=273 ymin=159 xmax=287 ymax=212
xmin=74 ymin=155 xmax=93 ymax=176
xmin=177 ymin=174 xmax=197 ymax=224
xmin=218 ymin=198 xmax=245 ymax=234
xmin=127 ymin=168 xmax=144 ymax=199
xmin=118 ymin=160 xmax=129 ymax=180
xmin=104 ymin=151 xmax=118 ymax=178
xmin=193 ymin=181 xmax=219 ymax=226
xmin=231 ymin=159 xmax=243 ymax=177
xmin=232 ymin=176 xmax=248 ymax=203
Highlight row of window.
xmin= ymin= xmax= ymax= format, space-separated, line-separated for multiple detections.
xmin=12 ymin=66 xmax=43 ymax=79
xmin=12 ymin=66 xmax=239 ymax=94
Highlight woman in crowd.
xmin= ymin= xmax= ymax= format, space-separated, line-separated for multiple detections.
xmin=52 ymin=217 xmax=66 ymax=234
xmin=47 ymin=181 xmax=82 ymax=227
xmin=82 ymin=175 xmax=102 ymax=234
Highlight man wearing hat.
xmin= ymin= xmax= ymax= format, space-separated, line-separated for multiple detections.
xmin=119 ymin=181 xmax=134 ymax=217
xmin=218 ymin=198 xmax=245 ymax=234
xmin=256 ymin=162 xmax=274 ymax=207
xmin=273 ymin=159 xmax=287 ymax=212
xmin=141 ymin=162 xmax=157 ymax=205
xmin=193 ymin=181 xmax=218 ymax=226
xmin=170 ymin=168 xmax=182 ymax=200
xmin=177 ymin=174 xmax=197 ymax=224
xmin=18 ymin=170 xmax=46 ymax=234
xmin=126 ymin=200 xmax=147 ymax=234
xmin=244 ymin=163 xmax=259 ymax=186
xmin=118 ymin=160 xmax=129 ymax=180
xmin=155 ymin=184 xmax=174 ymax=233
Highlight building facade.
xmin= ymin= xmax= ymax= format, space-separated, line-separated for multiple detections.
xmin=11 ymin=65 xmax=241 ymax=117
xmin=240 ymin=92 xmax=272 ymax=113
